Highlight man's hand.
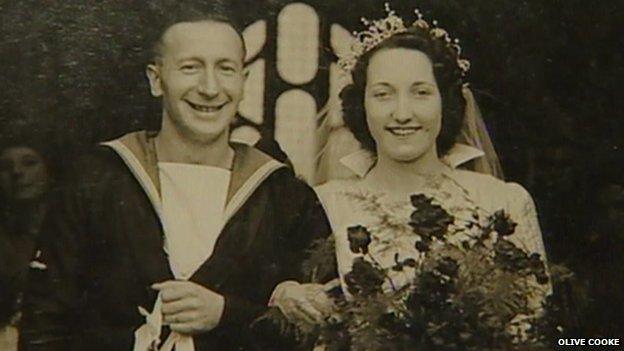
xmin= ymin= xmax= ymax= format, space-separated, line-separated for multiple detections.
xmin=152 ymin=280 xmax=225 ymax=335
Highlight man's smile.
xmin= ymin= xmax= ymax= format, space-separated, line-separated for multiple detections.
xmin=186 ymin=100 xmax=227 ymax=113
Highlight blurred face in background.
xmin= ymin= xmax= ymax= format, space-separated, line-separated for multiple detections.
xmin=0 ymin=146 xmax=49 ymax=203
xmin=597 ymin=183 xmax=624 ymax=238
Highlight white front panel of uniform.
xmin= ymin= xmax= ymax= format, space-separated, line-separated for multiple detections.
xmin=159 ymin=163 xmax=231 ymax=280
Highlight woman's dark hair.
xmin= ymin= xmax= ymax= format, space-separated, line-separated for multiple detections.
xmin=0 ymin=116 xmax=52 ymax=168
xmin=341 ymin=26 xmax=466 ymax=156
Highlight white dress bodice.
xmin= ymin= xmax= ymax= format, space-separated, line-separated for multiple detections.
xmin=315 ymin=168 xmax=548 ymax=297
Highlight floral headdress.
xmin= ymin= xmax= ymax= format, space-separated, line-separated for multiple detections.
xmin=337 ymin=3 xmax=471 ymax=76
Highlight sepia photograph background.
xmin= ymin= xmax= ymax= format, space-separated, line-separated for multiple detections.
xmin=1 ymin=0 xmax=622 ymax=344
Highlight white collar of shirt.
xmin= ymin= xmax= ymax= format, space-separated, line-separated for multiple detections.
xmin=339 ymin=143 xmax=486 ymax=178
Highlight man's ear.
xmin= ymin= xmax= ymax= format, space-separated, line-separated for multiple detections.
xmin=146 ymin=64 xmax=163 ymax=97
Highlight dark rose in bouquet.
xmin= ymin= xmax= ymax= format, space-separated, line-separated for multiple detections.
xmin=259 ymin=192 xmax=572 ymax=351
xmin=321 ymin=193 xmax=565 ymax=351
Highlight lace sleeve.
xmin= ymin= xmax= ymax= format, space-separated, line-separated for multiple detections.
xmin=506 ymin=183 xmax=547 ymax=259
xmin=505 ymin=183 xmax=552 ymax=319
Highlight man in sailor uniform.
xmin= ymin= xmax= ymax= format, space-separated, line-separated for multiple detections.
xmin=20 ymin=7 xmax=330 ymax=351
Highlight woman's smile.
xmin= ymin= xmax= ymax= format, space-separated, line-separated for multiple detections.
xmin=385 ymin=125 xmax=423 ymax=136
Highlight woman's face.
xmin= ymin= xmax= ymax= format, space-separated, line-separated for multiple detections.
xmin=0 ymin=146 xmax=49 ymax=203
xmin=364 ymin=48 xmax=442 ymax=163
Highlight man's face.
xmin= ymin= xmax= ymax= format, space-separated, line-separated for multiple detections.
xmin=147 ymin=20 xmax=246 ymax=144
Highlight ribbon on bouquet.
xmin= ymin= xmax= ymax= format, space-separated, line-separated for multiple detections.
xmin=133 ymin=294 xmax=195 ymax=351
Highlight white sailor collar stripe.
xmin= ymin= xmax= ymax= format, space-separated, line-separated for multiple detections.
xmin=100 ymin=134 xmax=287 ymax=351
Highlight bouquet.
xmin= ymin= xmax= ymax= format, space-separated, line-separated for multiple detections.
xmin=261 ymin=190 xmax=573 ymax=351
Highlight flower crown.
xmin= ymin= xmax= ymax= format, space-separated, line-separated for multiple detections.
xmin=337 ymin=3 xmax=470 ymax=76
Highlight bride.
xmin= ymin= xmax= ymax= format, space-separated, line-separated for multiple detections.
xmin=271 ymin=5 xmax=549 ymax=338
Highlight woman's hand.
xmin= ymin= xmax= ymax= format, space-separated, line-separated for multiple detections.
xmin=269 ymin=281 xmax=334 ymax=325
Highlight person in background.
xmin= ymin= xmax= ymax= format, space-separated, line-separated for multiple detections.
xmin=0 ymin=133 xmax=51 ymax=350
xmin=581 ymin=166 xmax=624 ymax=335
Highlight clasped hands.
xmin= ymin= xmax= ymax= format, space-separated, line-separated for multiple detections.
xmin=151 ymin=280 xmax=225 ymax=335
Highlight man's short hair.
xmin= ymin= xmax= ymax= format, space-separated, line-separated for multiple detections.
xmin=148 ymin=1 xmax=246 ymax=63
